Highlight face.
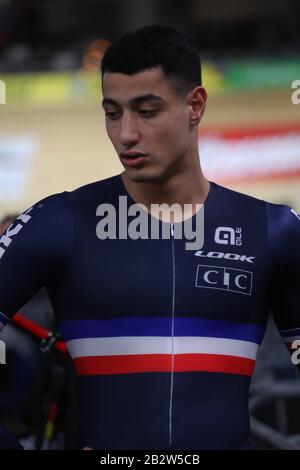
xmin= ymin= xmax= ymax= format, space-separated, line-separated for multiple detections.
xmin=102 ymin=67 xmax=206 ymax=183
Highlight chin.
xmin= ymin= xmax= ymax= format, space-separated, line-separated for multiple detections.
xmin=125 ymin=168 xmax=165 ymax=183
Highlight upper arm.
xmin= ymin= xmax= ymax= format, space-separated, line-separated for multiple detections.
xmin=0 ymin=192 xmax=73 ymax=329
xmin=268 ymin=204 xmax=300 ymax=361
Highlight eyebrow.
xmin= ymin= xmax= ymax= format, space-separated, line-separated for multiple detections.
xmin=102 ymin=94 xmax=163 ymax=107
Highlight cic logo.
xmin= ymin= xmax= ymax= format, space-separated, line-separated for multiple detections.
xmin=214 ymin=227 xmax=242 ymax=246
xmin=195 ymin=265 xmax=253 ymax=295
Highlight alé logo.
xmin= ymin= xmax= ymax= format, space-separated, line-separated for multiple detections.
xmin=214 ymin=227 xmax=242 ymax=246
xmin=0 ymin=207 xmax=33 ymax=259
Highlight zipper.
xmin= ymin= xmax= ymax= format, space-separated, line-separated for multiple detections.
xmin=169 ymin=222 xmax=175 ymax=447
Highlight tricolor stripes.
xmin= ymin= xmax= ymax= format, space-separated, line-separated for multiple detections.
xmin=280 ymin=327 xmax=300 ymax=350
xmin=59 ymin=317 xmax=265 ymax=377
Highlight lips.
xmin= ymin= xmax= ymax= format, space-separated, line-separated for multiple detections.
xmin=120 ymin=151 xmax=148 ymax=168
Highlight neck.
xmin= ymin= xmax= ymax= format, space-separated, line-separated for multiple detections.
xmin=121 ymin=157 xmax=210 ymax=218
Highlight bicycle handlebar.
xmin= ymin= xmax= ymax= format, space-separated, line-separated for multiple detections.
xmin=12 ymin=312 xmax=68 ymax=354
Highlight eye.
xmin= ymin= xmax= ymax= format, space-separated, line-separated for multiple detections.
xmin=138 ymin=109 xmax=156 ymax=118
xmin=105 ymin=110 xmax=121 ymax=120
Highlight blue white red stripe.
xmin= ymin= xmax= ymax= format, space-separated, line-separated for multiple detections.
xmin=59 ymin=317 xmax=264 ymax=377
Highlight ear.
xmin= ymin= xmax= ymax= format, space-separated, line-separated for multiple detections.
xmin=187 ymin=86 xmax=207 ymax=126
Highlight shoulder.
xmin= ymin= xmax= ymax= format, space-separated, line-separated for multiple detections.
xmin=5 ymin=191 xmax=71 ymax=234
xmin=266 ymin=202 xmax=300 ymax=255
xmin=24 ymin=175 xmax=121 ymax=216
xmin=67 ymin=174 xmax=122 ymax=205
xmin=210 ymin=182 xmax=300 ymax=246
xmin=211 ymin=182 xmax=265 ymax=205
xmin=211 ymin=182 xmax=300 ymax=230
xmin=266 ymin=201 xmax=300 ymax=233
xmin=209 ymin=182 xmax=267 ymax=219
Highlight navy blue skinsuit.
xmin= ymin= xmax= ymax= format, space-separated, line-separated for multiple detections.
xmin=0 ymin=174 xmax=299 ymax=449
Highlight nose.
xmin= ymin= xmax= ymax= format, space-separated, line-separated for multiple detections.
xmin=119 ymin=112 xmax=140 ymax=146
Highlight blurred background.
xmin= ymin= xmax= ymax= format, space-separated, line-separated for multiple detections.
xmin=0 ymin=0 xmax=300 ymax=213
xmin=0 ymin=0 xmax=300 ymax=450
